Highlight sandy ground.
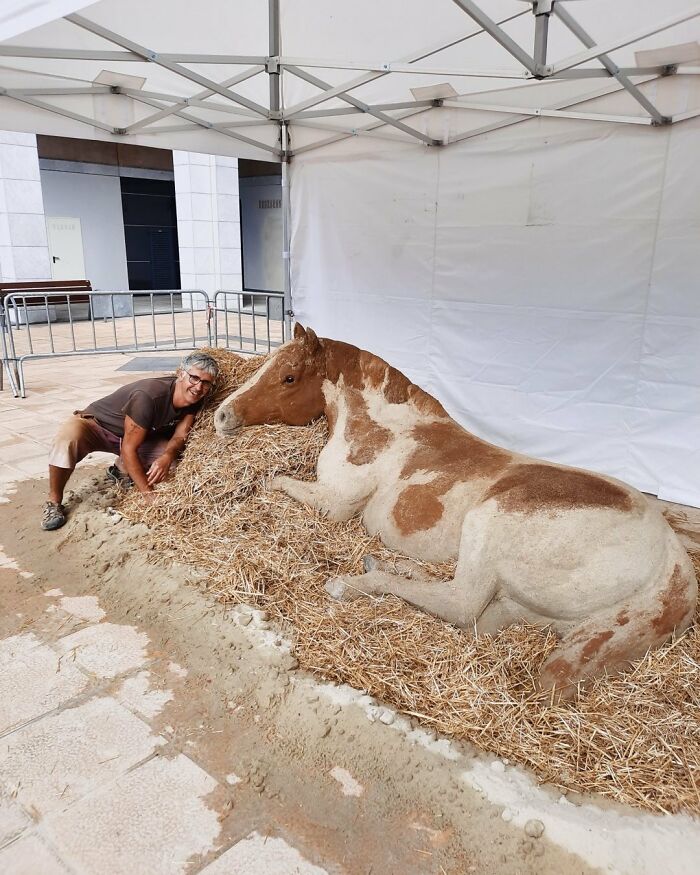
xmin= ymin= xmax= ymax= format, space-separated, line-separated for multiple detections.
xmin=2 ymin=469 xmax=700 ymax=873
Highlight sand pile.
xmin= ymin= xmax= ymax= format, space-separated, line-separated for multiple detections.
xmin=121 ymin=349 xmax=700 ymax=815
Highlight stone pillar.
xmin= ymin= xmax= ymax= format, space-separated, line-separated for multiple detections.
xmin=173 ymin=151 xmax=242 ymax=309
xmin=0 ymin=132 xmax=51 ymax=282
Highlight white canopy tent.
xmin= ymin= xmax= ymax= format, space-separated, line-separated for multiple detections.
xmin=2 ymin=1 xmax=699 ymax=504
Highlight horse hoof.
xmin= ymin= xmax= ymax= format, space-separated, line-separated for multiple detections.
xmin=326 ymin=577 xmax=359 ymax=601
xmin=363 ymin=554 xmax=378 ymax=573
xmin=325 ymin=577 xmax=347 ymax=600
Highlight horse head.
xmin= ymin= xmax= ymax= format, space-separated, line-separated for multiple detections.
xmin=214 ymin=324 xmax=326 ymax=436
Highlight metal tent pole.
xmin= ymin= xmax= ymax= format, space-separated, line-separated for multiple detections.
xmin=552 ymin=2 xmax=668 ymax=124
xmin=282 ymin=129 xmax=293 ymax=340
xmin=533 ymin=0 xmax=552 ymax=69
xmin=269 ymin=0 xmax=281 ymax=117
xmin=269 ymin=0 xmax=293 ymax=339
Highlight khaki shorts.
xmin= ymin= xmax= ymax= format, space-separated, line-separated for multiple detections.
xmin=48 ymin=413 xmax=170 ymax=471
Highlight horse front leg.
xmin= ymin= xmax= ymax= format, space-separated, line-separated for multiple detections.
xmin=269 ymin=475 xmax=372 ymax=522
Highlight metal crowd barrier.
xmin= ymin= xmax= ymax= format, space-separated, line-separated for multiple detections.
xmin=1 ymin=288 xmax=288 ymax=398
xmin=212 ymin=290 xmax=286 ymax=355
xmin=1 ymin=289 xmax=212 ymax=398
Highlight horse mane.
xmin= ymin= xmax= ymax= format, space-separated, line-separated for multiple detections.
xmin=320 ymin=338 xmax=448 ymax=419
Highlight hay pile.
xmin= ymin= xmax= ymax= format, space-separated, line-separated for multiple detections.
xmin=121 ymin=349 xmax=700 ymax=815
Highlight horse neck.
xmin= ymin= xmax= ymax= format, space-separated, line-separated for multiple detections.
xmin=321 ymin=339 xmax=448 ymax=423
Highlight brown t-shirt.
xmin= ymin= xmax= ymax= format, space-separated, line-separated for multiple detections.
xmin=81 ymin=376 xmax=202 ymax=438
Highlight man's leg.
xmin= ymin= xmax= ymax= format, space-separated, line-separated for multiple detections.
xmin=43 ymin=415 xmax=118 ymax=529
xmin=48 ymin=465 xmax=73 ymax=505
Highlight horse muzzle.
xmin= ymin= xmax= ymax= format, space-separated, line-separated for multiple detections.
xmin=214 ymin=403 xmax=243 ymax=437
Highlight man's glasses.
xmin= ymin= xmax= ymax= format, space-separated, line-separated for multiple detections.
xmin=184 ymin=370 xmax=215 ymax=392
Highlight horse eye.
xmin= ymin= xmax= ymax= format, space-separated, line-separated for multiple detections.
xmin=284 ymin=375 xmax=295 ymax=384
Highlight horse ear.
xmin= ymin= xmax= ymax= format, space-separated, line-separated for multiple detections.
xmin=294 ymin=322 xmax=306 ymax=340
xmin=305 ymin=327 xmax=320 ymax=354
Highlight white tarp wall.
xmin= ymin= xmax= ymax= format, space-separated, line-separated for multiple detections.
xmin=291 ymin=91 xmax=700 ymax=507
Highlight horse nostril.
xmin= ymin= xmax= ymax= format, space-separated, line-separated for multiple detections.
xmin=215 ymin=405 xmax=241 ymax=435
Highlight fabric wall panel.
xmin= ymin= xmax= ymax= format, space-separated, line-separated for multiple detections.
xmin=627 ymin=406 xmax=700 ymax=505
xmin=432 ymin=223 xmax=656 ymax=314
xmin=428 ymin=302 xmax=644 ymax=404
xmin=290 ymin=112 xmax=700 ymax=506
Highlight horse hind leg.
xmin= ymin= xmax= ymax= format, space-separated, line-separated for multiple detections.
xmin=326 ymin=557 xmax=497 ymax=630
xmin=539 ymin=569 xmax=696 ymax=700
xmin=325 ymin=567 xmax=466 ymax=627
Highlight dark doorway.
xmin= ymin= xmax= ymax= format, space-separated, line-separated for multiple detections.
xmin=120 ymin=177 xmax=181 ymax=291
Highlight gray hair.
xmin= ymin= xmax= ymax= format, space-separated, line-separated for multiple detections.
xmin=181 ymin=351 xmax=219 ymax=378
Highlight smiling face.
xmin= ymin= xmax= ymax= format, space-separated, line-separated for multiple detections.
xmin=214 ymin=325 xmax=326 ymax=436
xmin=173 ymin=365 xmax=216 ymax=408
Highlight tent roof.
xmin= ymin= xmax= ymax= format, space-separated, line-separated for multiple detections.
xmin=1 ymin=0 xmax=700 ymax=160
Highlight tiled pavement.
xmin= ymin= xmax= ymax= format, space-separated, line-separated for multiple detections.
xmin=0 ymin=587 xmax=330 ymax=875
xmin=0 ymin=349 xmax=336 ymax=874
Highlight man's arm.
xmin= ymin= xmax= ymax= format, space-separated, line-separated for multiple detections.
xmin=146 ymin=413 xmax=197 ymax=487
xmin=121 ymin=415 xmax=152 ymax=495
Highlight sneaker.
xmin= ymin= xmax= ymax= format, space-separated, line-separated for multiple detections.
xmin=41 ymin=501 xmax=66 ymax=531
xmin=106 ymin=464 xmax=133 ymax=488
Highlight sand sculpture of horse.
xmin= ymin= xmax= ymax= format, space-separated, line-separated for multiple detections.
xmin=214 ymin=324 xmax=697 ymax=695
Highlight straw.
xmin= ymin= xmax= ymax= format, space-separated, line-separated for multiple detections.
xmin=120 ymin=349 xmax=700 ymax=815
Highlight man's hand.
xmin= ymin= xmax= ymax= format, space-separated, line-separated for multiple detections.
xmin=146 ymin=453 xmax=173 ymax=487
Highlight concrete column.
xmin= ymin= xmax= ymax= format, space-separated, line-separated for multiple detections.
xmin=173 ymin=150 xmax=242 ymax=307
xmin=0 ymin=132 xmax=51 ymax=282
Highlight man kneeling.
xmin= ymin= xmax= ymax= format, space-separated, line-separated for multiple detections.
xmin=42 ymin=351 xmax=219 ymax=531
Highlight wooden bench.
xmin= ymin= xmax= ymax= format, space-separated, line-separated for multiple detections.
xmin=0 ymin=279 xmax=92 ymax=326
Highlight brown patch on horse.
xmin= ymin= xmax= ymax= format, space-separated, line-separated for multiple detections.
xmin=322 ymin=339 xmax=448 ymax=417
xmin=391 ymin=422 xmax=511 ymax=535
xmin=580 ymin=630 xmax=614 ymax=664
xmin=393 ymin=484 xmax=445 ymax=535
xmin=324 ymin=340 xmax=363 ymax=390
xmin=359 ymin=351 xmax=389 ymax=391
xmin=652 ymin=564 xmax=692 ymax=636
xmin=541 ymin=655 xmax=576 ymax=684
xmin=408 ymin=385 xmax=448 ymax=418
xmin=483 ymin=464 xmax=634 ymax=515
xmin=616 ymin=610 xmax=630 ymax=626
xmin=344 ymin=390 xmax=391 ymax=466
xmin=401 ymin=422 xmax=511 ymax=481
xmin=383 ymin=368 xmax=410 ymax=404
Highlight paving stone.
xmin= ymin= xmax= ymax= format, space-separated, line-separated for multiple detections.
xmin=116 ymin=670 xmax=174 ymax=719
xmin=0 ymin=834 xmax=71 ymax=874
xmin=44 ymin=754 xmax=220 ymax=875
xmin=57 ymin=596 xmax=105 ymax=623
xmin=0 ymin=634 xmax=88 ymax=734
xmin=200 ymin=832 xmax=330 ymax=875
xmin=0 ymin=792 xmax=30 ymax=847
xmin=53 ymin=622 xmax=149 ymax=678
xmin=0 ymin=697 xmax=163 ymax=817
